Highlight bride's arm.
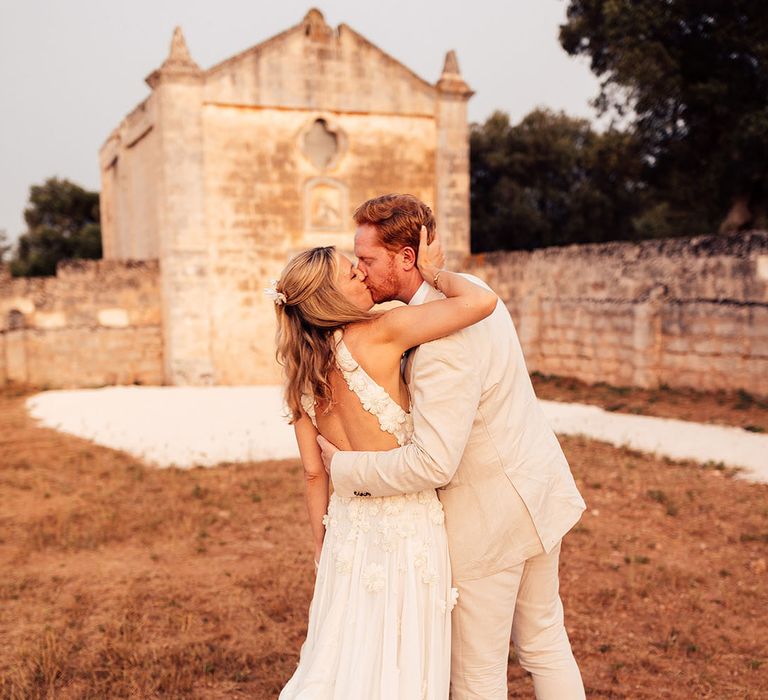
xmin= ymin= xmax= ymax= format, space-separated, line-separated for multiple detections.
xmin=294 ymin=413 xmax=329 ymax=565
xmin=375 ymin=227 xmax=498 ymax=354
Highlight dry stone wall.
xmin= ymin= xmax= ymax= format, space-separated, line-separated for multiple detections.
xmin=1 ymin=233 xmax=765 ymax=394
xmin=463 ymin=232 xmax=768 ymax=395
xmin=0 ymin=260 xmax=162 ymax=388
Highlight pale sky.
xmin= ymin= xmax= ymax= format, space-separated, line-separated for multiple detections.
xmin=0 ymin=0 xmax=600 ymax=242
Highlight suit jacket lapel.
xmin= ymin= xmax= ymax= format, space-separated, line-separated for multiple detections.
xmin=404 ymin=284 xmax=444 ymax=387
xmin=403 ymin=349 xmax=417 ymax=386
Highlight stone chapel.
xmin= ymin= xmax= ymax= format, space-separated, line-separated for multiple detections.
xmin=98 ymin=9 xmax=473 ymax=385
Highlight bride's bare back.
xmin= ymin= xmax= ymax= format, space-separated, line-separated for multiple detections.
xmin=313 ymin=321 xmax=409 ymax=452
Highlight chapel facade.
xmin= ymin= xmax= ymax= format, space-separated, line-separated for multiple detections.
xmin=98 ymin=9 xmax=473 ymax=385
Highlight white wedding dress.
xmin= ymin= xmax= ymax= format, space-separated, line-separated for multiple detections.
xmin=280 ymin=334 xmax=455 ymax=700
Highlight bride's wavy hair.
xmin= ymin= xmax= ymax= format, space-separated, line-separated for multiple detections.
xmin=274 ymin=246 xmax=375 ymax=423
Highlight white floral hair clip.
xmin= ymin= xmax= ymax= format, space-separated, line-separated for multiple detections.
xmin=264 ymin=280 xmax=287 ymax=306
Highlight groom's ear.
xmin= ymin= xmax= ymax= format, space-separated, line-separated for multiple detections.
xmin=399 ymin=245 xmax=417 ymax=271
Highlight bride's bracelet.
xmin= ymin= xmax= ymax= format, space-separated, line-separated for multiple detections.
xmin=433 ymin=269 xmax=444 ymax=290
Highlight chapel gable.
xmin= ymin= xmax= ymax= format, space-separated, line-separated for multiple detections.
xmin=203 ymin=9 xmax=437 ymax=115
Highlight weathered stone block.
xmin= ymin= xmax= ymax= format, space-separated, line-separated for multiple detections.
xmin=663 ymin=337 xmax=690 ymax=354
xmin=33 ymin=312 xmax=67 ymax=329
xmin=692 ymin=340 xmax=720 ymax=356
xmin=98 ymin=308 xmax=130 ymax=328
xmin=539 ymin=341 xmax=560 ymax=357
xmin=750 ymin=337 xmax=768 ymax=358
xmin=756 ymin=255 xmax=768 ymax=281
xmin=594 ymin=344 xmax=619 ymax=361
xmin=719 ymin=340 xmax=747 ymax=356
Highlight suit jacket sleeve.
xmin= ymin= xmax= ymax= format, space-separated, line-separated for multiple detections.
xmin=330 ymin=331 xmax=482 ymax=498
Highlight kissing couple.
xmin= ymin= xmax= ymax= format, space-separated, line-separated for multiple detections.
xmin=271 ymin=194 xmax=587 ymax=699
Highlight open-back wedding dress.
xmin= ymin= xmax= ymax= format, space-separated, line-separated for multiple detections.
xmin=280 ymin=332 xmax=456 ymax=699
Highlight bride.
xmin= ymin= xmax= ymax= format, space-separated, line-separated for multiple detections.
xmin=273 ymin=227 xmax=497 ymax=699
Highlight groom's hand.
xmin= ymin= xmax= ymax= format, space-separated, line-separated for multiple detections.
xmin=316 ymin=435 xmax=339 ymax=474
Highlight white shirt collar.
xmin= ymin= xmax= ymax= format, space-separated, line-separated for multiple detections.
xmin=408 ymin=281 xmax=431 ymax=306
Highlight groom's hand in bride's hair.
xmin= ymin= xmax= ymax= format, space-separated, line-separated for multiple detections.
xmin=316 ymin=435 xmax=339 ymax=474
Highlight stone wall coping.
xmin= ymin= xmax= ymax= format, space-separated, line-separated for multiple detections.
xmin=465 ymin=231 xmax=768 ymax=266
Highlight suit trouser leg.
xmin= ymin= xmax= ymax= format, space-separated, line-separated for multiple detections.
xmin=450 ymin=562 xmax=520 ymax=700
xmin=511 ymin=541 xmax=585 ymax=700
xmin=450 ymin=541 xmax=584 ymax=700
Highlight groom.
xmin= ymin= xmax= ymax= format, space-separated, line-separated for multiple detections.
xmin=318 ymin=193 xmax=587 ymax=699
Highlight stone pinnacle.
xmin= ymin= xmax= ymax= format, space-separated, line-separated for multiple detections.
xmin=162 ymin=26 xmax=200 ymax=70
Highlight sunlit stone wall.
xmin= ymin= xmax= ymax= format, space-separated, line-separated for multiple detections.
xmin=464 ymin=232 xmax=768 ymax=395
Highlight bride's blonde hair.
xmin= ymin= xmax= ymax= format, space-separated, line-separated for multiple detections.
xmin=274 ymin=246 xmax=375 ymax=423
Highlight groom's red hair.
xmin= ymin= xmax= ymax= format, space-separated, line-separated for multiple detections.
xmin=353 ymin=194 xmax=436 ymax=253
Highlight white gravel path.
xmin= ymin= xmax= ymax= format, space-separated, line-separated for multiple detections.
xmin=543 ymin=401 xmax=768 ymax=484
xmin=25 ymin=386 xmax=768 ymax=484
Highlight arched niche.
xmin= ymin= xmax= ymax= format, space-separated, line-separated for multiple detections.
xmin=303 ymin=177 xmax=349 ymax=233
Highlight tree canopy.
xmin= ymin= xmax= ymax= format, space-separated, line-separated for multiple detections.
xmin=560 ymin=0 xmax=768 ymax=233
xmin=11 ymin=178 xmax=102 ymax=277
xmin=470 ymin=109 xmax=651 ymax=252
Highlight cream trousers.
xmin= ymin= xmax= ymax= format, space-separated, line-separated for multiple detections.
xmin=450 ymin=540 xmax=585 ymax=700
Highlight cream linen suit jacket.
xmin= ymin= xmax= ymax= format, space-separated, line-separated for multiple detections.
xmin=331 ymin=276 xmax=586 ymax=581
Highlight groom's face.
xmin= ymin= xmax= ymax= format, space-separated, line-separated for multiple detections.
xmin=354 ymin=224 xmax=400 ymax=304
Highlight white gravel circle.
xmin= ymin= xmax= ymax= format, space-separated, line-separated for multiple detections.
xmin=25 ymin=386 xmax=768 ymax=484
xmin=26 ymin=386 xmax=299 ymax=468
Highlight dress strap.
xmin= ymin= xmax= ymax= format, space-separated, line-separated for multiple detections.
xmin=300 ymin=393 xmax=318 ymax=429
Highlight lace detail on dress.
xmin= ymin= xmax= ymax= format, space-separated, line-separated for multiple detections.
xmin=324 ymin=490 xmax=446 ymax=583
xmin=333 ymin=331 xmax=413 ymax=447
xmin=300 ymin=392 xmax=318 ymax=429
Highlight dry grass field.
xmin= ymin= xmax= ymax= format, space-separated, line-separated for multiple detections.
xmin=1 ymin=383 xmax=767 ymax=699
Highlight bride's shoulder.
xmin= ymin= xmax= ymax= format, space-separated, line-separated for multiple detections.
xmin=350 ymin=303 xmax=421 ymax=346
xmin=342 ymin=315 xmax=389 ymax=345
xmin=340 ymin=317 xmax=403 ymax=373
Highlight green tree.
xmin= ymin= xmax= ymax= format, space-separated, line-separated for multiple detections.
xmin=11 ymin=178 xmax=102 ymax=277
xmin=470 ymin=109 xmax=649 ymax=252
xmin=560 ymin=1 xmax=768 ymax=233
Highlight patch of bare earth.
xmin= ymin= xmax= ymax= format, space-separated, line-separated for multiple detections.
xmin=532 ymin=373 xmax=768 ymax=433
xmin=1 ymin=388 xmax=767 ymax=699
